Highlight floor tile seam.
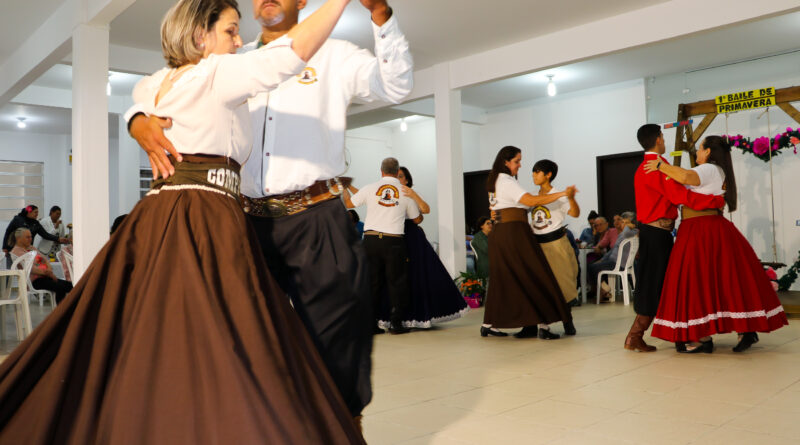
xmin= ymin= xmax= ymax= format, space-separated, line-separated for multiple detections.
xmin=499 ymin=399 xmax=620 ymax=428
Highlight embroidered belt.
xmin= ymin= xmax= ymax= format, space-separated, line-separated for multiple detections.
xmin=494 ymin=208 xmax=528 ymax=224
xmin=645 ymin=218 xmax=675 ymax=231
xmin=151 ymin=154 xmax=241 ymax=200
xmin=535 ymin=227 xmax=567 ymax=244
xmin=363 ymin=230 xmax=403 ymax=239
xmin=681 ymin=208 xmax=722 ymax=220
xmin=242 ymin=177 xmax=352 ymax=218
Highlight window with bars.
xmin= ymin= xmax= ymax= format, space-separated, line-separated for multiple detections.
xmin=0 ymin=161 xmax=44 ymax=222
xmin=140 ymin=168 xmax=152 ymax=199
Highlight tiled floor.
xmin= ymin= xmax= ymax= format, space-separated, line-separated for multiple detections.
xmin=1 ymin=301 xmax=798 ymax=444
xmin=362 ymin=302 xmax=800 ymax=444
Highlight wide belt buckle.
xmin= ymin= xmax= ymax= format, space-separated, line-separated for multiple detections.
xmin=265 ymin=199 xmax=290 ymax=217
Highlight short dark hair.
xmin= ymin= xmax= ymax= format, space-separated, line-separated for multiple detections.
xmin=381 ymin=157 xmax=400 ymax=175
xmin=532 ymin=159 xmax=558 ymax=182
xmin=399 ymin=166 xmax=413 ymax=188
xmin=587 ymin=210 xmax=598 ymax=222
xmin=637 ymin=124 xmax=662 ymax=150
xmin=475 ymin=216 xmax=490 ymax=233
xmin=50 ymin=206 xmax=61 ymax=214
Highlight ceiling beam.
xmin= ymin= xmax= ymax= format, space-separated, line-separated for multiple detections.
xmin=0 ymin=0 xmax=138 ymax=107
xmin=447 ymin=0 xmax=800 ymax=91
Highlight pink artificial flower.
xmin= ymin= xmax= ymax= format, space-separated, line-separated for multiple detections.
xmin=765 ymin=267 xmax=778 ymax=280
xmin=787 ymin=127 xmax=793 ymax=132
xmin=753 ymin=137 xmax=770 ymax=155
xmin=734 ymin=141 xmax=740 ymax=147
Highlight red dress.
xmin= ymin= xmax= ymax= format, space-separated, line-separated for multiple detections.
xmin=652 ymin=214 xmax=788 ymax=342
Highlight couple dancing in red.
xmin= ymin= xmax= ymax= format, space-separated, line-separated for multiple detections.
xmin=627 ymin=124 xmax=787 ymax=354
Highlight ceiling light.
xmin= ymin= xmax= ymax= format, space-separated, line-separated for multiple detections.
xmin=546 ymin=75 xmax=557 ymax=97
xmin=400 ymin=118 xmax=408 ymax=132
xmin=16 ymin=117 xmax=27 ymax=129
xmin=107 ymin=73 xmax=113 ymax=96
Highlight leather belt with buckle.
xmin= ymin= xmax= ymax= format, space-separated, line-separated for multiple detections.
xmin=363 ymin=230 xmax=403 ymax=239
xmin=646 ymin=218 xmax=675 ymax=231
xmin=242 ymin=177 xmax=352 ymax=218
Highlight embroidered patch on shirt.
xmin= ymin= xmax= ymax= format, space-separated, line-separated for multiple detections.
xmin=376 ymin=184 xmax=400 ymax=207
xmin=297 ymin=67 xmax=319 ymax=85
xmin=531 ymin=206 xmax=553 ymax=231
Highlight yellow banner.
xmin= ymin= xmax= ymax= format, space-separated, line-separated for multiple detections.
xmin=716 ymin=96 xmax=776 ymax=114
xmin=670 ymin=151 xmax=684 ymax=157
xmin=715 ymin=87 xmax=775 ymax=105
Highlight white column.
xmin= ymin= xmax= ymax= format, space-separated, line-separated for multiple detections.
xmin=117 ymin=110 xmax=142 ymax=215
xmin=434 ymin=63 xmax=466 ymax=277
xmin=72 ymin=24 xmax=110 ymax=279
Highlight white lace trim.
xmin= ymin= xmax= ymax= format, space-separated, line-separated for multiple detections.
xmin=377 ymin=306 xmax=470 ymax=329
xmin=147 ymin=184 xmax=237 ymax=200
xmin=653 ymin=306 xmax=786 ymax=329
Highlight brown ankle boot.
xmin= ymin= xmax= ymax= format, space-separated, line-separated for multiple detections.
xmin=624 ymin=315 xmax=657 ymax=352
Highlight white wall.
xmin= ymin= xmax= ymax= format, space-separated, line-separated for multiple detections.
xmin=0 ymin=120 xmax=143 ymax=235
xmin=346 ymin=79 xmax=647 ymax=247
xmin=649 ymin=53 xmax=800 ymax=289
xmin=346 ymin=119 xmax=481 ymax=243
xmin=478 ymin=79 xmax=648 ymax=235
xmin=0 ymin=130 xmax=71 ymax=229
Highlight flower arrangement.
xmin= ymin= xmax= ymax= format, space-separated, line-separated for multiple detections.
xmin=777 ymin=251 xmax=800 ymax=292
xmin=455 ymin=271 xmax=486 ymax=308
xmin=726 ymin=127 xmax=800 ymax=162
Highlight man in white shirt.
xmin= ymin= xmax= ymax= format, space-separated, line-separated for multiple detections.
xmin=343 ymin=158 xmax=421 ymax=335
xmin=37 ymin=206 xmax=67 ymax=257
xmin=128 ymin=0 xmax=412 ymax=422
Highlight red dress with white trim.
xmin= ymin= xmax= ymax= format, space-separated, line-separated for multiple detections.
xmin=651 ymin=163 xmax=788 ymax=342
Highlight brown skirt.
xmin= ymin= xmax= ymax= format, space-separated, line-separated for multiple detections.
xmin=484 ymin=219 xmax=571 ymax=328
xmin=0 ymin=176 xmax=363 ymax=443
xmin=539 ymin=235 xmax=579 ymax=302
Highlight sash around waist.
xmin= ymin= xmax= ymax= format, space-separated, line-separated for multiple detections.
xmin=495 ymin=208 xmax=528 ymax=223
xmin=151 ymin=154 xmax=241 ymax=198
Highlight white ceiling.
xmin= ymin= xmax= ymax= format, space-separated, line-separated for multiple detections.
xmin=0 ymin=0 xmax=64 ymax=65
xmin=0 ymin=103 xmax=119 ymax=137
xmin=460 ymin=11 xmax=800 ymax=109
xmin=106 ymin=0 xmax=668 ymax=71
xmin=6 ymin=0 xmax=800 ymax=135
xmin=31 ymin=64 xmax=142 ymax=97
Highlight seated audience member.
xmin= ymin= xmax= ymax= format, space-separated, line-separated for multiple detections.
xmin=3 ymin=205 xmax=68 ymax=253
xmin=472 ymin=216 xmax=492 ymax=279
xmin=593 ymin=216 xmax=618 ymax=255
xmin=578 ymin=210 xmax=599 ymax=246
xmin=37 ymin=206 xmax=68 ymax=256
xmin=348 ymin=210 xmax=364 ymax=239
xmin=588 ymin=212 xmax=638 ymax=301
xmin=10 ymin=228 xmax=73 ymax=303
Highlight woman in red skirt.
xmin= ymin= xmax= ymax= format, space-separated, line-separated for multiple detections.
xmin=646 ymin=135 xmax=788 ymax=353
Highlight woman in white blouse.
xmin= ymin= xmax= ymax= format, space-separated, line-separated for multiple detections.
xmin=481 ymin=145 xmax=579 ymax=340
xmin=646 ymin=135 xmax=787 ymax=354
xmin=0 ymin=1 xmax=365 ymax=444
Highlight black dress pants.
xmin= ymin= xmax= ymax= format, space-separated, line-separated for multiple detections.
xmin=363 ymin=234 xmax=410 ymax=328
xmin=32 ymin=277 xmax=73 ymax=303
xmin=247 ymin=199 xmax=373 ymax=417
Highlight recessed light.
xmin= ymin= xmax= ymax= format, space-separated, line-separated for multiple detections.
xmin=547 ymin=75 xmax=557 ymax=97
xmin=16 ymin=117 xmax=27 ymax=129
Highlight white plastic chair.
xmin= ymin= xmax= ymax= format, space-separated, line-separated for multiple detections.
xmin=596 ymin=237 xmax=639 ymax=305
xmin=1 ymin=252 xmax=34 ymax=340
xmin=15 ymin=251 xmax=57 ymax=309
